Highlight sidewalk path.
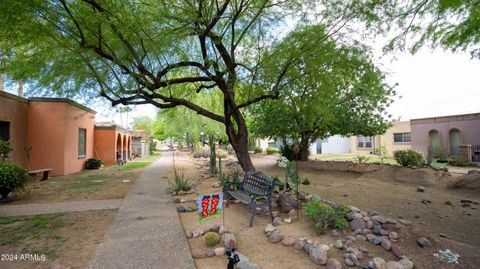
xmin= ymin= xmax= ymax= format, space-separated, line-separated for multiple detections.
xmin=90 ymin=151 xmax=196 ymax=269
xmin=0 ymin=199 xmax=123 ymax=217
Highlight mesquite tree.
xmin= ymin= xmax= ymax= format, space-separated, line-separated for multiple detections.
xmin=250 ymin=25 xmax=395 ymax=161
xmin=0 ymin=0 xmax=390 ymax=171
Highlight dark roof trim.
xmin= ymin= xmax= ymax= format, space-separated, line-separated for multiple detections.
xmin=0 ymin=91 xmax=28 ymax=103
xmin=94 ymin=124 xmax=132 ymax=134
xmin=28 ymin=97 xmax=96 ymax=114
xmin=411 ymin=112 xmax=480 ymax=124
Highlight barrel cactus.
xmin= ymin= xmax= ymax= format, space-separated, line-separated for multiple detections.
xmin=203 ymin=232 xmax=220 ymax=247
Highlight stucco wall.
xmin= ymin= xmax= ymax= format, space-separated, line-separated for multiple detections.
xmin=27 ymin=102 xmax=67 ymax=175
xmin=321 ymin=135 xmax=350 ymax=154
xmin=63 ymin=104 xmax=95 ymax=175
xmin=94 ymin=129 xmax=116 ymax=165
xmin=349 ymin=121 xmax=411 ymax=156
xmin=379 ymin=121 xmax=411 ymax=156
xmin=411 ymin=114 xmax=480 ymax=157
xmin=28 ymin=101 xmax=95 ymax=176
xmin=0 ymin=92 xmax=28 ymax=167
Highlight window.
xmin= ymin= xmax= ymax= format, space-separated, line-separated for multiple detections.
xmin=0 ymin=121 xmax=10 ymax=141
xmin=393 ymin=132 xmax=411 ymax=143
xmin=78 ymin=128 xmax=86 ymax=158
xmin=357 ymin=136 xmax=372 ymax=148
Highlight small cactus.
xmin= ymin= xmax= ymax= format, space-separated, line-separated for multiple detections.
xmin=203 ymin=232 xmax=220 ymax=247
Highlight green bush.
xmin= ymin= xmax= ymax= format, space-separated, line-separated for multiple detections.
xmin=0 ymin=161 xmax=27 ymax=193
xmin=448 ymin=155 xmax=469 ymax=166
xmin=355 ymin=155 xmax=369 ymax=163
xmin=280 ymin=143 xmax=302 ymax=161
xmin=253 ymin=146 xmax=263 ymax=154
xmin=303 ymin=200 xmax=349 ymax=234
xmin=0 ymin=139 xmax=12 ymax=160
xmin=220 ymin=171 xmax=242 ymax=191
xmin=266 ymin=147 xmax=280 ymax=155
xmin=393 ymin=149 xmax=424 ymax=167
xmin=168 ymin=170 xmax=192 ymax=192
xmin=85 ymin=158 xmax=102 ymax=169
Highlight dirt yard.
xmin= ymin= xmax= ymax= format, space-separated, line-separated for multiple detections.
xmin=0 ymin=210 xmax=116 ymax=269
xmin=172 ymin=153 xmax=480 ymax=269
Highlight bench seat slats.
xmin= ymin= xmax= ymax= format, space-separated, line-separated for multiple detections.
xmin=225 ymin=171 xmax=275 ymax=226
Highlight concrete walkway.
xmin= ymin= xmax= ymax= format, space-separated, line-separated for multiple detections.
xmin=0 ymin=199 xmax=123 ymax=217
xmin=90 ymin=151 xmax=196 ymax=269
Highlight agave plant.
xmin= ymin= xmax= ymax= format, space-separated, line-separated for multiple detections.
xmin=168 ymin=170 xmax=192 ymax=192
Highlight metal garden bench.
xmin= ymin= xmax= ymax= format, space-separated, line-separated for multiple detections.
xmin=225 ymin=171 xmax=277 ymax=227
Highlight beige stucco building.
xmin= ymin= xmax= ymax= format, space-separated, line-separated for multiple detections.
xmin=349 ymin=121 xmax=411 ymax=156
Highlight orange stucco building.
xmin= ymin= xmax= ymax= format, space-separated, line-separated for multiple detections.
xmin=0 ymin=91 xmax=133 ymax=176
xmin=94 ymin=123 xmax=132 ymax=165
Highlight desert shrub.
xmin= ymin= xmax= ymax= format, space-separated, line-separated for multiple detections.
xmin=168 ymin=170 xmax=192 ymax=192
xmin=0 ymin=161 xmax=27 ymax=192
xmin=393 ymin=149 xmax=424 ymax=167
xmin=266 ymin=147 xmax=280 ymax=155
xmin=303 ymin=200 xmax=349 ymax=234
xmin=448 ymin=155 xmax=469 ymax=166
xmin=355 ymin=155 xmax=369 ymax=163
xmin=220 ymin=171 xmax=242 ymax=191
xmin=85 ymin=158 xmax=102 ymax=169
xmin=253 ymin=146 xmax=263 ymax=154
xmin=0 ymin=139 xmax=12 ymax=160
xmin=280 ymin=143 xmax=302 ymax=161
xmin=203 ymin=232 xmax=220 ymax=247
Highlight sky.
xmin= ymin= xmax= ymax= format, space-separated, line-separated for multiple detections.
xmin=380 ymin=49 xmax=480 ymax=121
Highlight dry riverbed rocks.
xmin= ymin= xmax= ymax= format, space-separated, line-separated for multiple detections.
xmin=262 ymin=198 xmax=424 ymax=269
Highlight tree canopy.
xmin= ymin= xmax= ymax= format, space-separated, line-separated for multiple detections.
xmin=363 ymin=0 xmax=480 ymax=58
xmin=0 ymin=0 xmax=365 ymax=171
xmin=250 ymin=25 xmax=394 ymax=160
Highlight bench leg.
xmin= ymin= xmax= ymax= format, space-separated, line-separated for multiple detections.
xmin=268 ymin=198 xmax=274 ymax=223
xmin=41 ymin=171 xmax=49 ymax=180
xmin=249 ymin=207 xmax=256 ymax=227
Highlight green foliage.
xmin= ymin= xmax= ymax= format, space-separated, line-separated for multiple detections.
xmin=85 ymin=158 xmax=102 ymax=169
xmin=355 ymin=155 xmax=369 ymax=163
xmin=448 ymin=155 xmax=469 ymax=166
xmin=279 ymin=162 xmax=310 ymax=193
xmin=303 ymin=200 xmax=349 ymax=234
xmin=168 ymin=170 xmax=192 ymax=192
xmin=0 ymin=161 xmax=27 ymax=192
xmin=280 ymin=143 xmax=301 ymax=161
xmin=0 ymin=139 xmax=12 ymax=161
xmin=253 ymin=146 xmax=263 ymax=154
xmin=378 ymin=143 xmax=388 ymax=164
xmin=266 ymin=147 xmax=280 ymax=155
xmin=220 ymin=171 xmax=242 ymax=191
xmin=360 ymin=0 xmax=480 ymax=58
xmin=249 ymin=24 xmax=394 ymax=162
xmin=203 ymin=232 xmax=220 ymax=248
xmin=393 ymin=150 xmax=425 ymax=167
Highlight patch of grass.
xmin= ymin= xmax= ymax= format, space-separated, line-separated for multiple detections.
xmin=113 ymin=161 xmax=151 ymax=170
xmin=0 ymin=213 xmax=64 ymax=246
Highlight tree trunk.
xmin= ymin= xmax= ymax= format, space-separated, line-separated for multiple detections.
xmin=227 ymin=123 xmax=255 ymax=171
xmin=299 ymin=135 xmax=311 ymax=161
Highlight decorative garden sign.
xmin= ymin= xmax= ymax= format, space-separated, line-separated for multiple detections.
xmin=198 ymin=193 xmax=223 ymax=223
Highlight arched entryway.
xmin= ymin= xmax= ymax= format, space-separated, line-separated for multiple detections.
xmin=449 ymin=129 xmax=461 ymax=155
xmin=123 ymin=134 xmax=127 ymax=161
xmin=428 ymin=130 xmax=441 ymax=157
xmin=116 ymin=133 xmax=122 ymax=163
xmin=127 ymin=136 xmax=131 ymax=160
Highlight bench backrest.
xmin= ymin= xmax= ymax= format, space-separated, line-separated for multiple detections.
xmin=241 ymin=171 xmax=274 ymax=196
